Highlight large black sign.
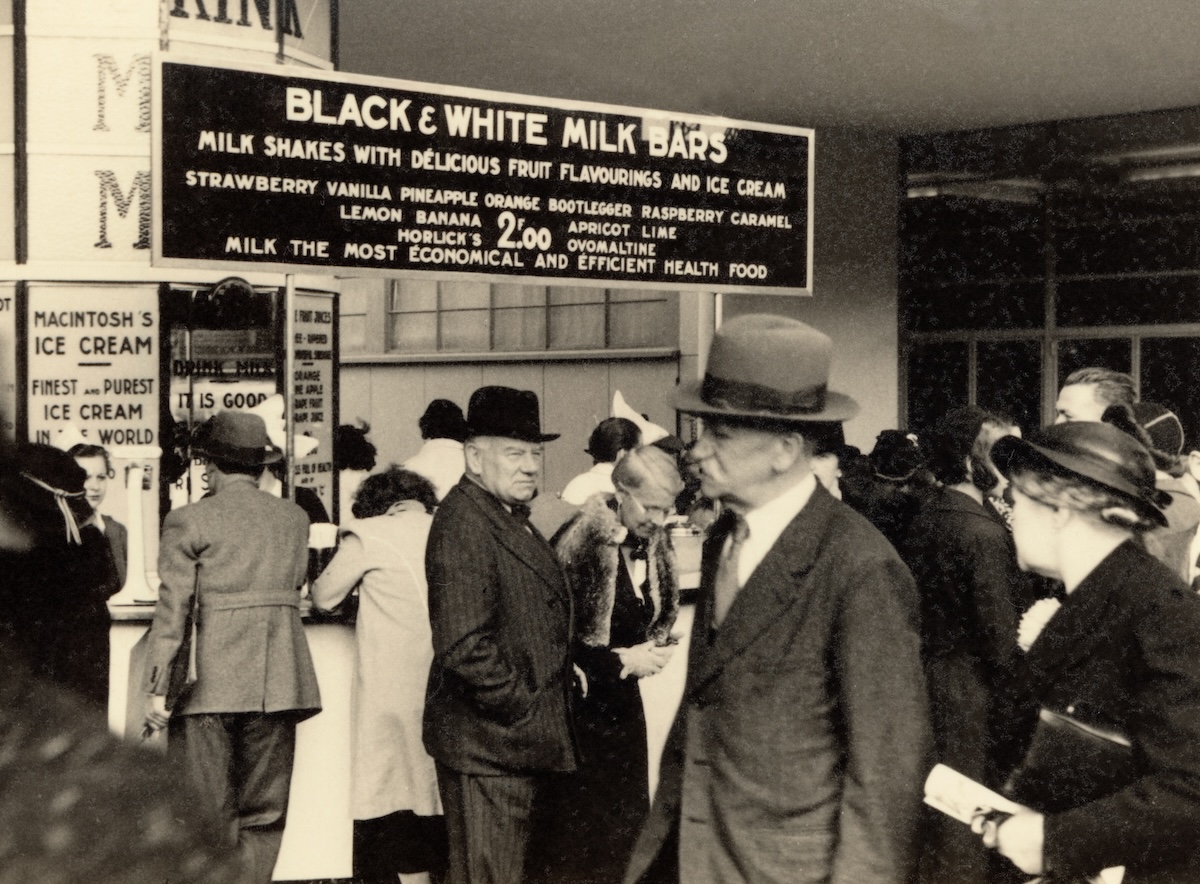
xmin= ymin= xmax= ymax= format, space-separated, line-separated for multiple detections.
xmin=154 ymin=58 xmax=813 ymax=294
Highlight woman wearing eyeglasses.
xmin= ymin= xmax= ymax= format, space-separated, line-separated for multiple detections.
xmin=976 ymin=422 xmax=1200 ymax=882
xmin=530 ymin=445 xmax=684 ymax=884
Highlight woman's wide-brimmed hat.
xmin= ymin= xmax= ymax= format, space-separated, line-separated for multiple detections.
xmin=466 ymin=386 xmax=559 ymax=443
xmin=11 ymin=444 xmax=92 ymax=543
xmin=192 ymin=410 xmax=283 ymax=466
xmin=673 ymin=314 xmax=859 ymax=423
xmin=991 ymin=421 xmax=1169 ymax=527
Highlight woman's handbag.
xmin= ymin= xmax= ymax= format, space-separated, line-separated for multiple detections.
xmin=1005 ymin=707 xmax=1136 ymax=814
xmin=165 ymin=563 xmax=200 ymax=711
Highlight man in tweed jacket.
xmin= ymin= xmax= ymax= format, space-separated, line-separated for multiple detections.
xmin=143 ymin=411 xmax=320 ymax=884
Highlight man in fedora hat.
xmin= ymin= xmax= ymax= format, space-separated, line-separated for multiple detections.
xmin=423 ymin=386 xmax=578 ymax=884
xmin=142 ymin=410 xmax=321 ymax=884
xmin=624 ymin=315 xmax=932 ymax=884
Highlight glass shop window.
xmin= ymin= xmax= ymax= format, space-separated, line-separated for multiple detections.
xmin=906 ymin=341 xmax=970 ymax=434
xmin=1055 ymin=339 xmax=1132 ymax=389
xmin=976 ymin=339 xmax=1043 ymax=431
xmin=386 ymin=280 xmax=676 ymax=354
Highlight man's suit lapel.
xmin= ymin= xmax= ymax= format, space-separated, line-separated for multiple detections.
xmin=688 ymin=487 xmax=835 ymax=697
xmin=461 ymin=481 xmax=567 ymax=596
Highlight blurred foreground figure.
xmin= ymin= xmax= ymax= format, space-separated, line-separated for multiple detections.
xmin=0 ymin=646 xmax=235 ymax=883
xmin=0 ymin=444 xmax=119 ymax=708
xmin=0 ymin=440 xmax=232 ymax=882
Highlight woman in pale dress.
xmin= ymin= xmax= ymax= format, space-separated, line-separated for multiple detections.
xmin=312 ymin=466 xmax=445 ymax=884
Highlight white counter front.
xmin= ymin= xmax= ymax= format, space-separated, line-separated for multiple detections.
xmin=108 ymin=607 xmax=355 ymax=881
xmin=106 ymin=561 xmax=702 ymax=878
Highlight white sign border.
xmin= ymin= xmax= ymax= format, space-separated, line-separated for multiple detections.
xmin=152 ymin=53 xmax=815 ymax=296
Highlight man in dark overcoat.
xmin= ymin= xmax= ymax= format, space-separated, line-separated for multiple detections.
xmin=142 ymin=411 xmax=321 ymax=884
xmin=624 ymin=314 xmax=933 ymax=884
xmin=423 ymin=386 xmax=577 ymax=884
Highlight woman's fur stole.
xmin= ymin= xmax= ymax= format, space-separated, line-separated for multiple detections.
xmin=553 ymin=493 xmax=680 ymax=648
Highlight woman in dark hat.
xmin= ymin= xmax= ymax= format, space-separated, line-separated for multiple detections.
xmin=841 ymin=428 xmax=933 ymax=550
xmin=975 ymin=421 xmax=1200 ymax=882
xmin=0 ymin=444 xmax=120 ymax=707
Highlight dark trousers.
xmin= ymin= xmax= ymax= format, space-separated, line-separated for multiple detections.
xmin=169 ymin=712 xmax=297 ymax=884
xmin=436 ymin=761 xmax=539 ymax=884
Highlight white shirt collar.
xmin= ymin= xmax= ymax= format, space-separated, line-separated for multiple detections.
xmin=1189 ymin=522 xmax=1200 ymax=584
xmin=1181 ymin=471 xmax=1200 ymax=503
xmin=736 ymin=473 xmax=818 ymax=587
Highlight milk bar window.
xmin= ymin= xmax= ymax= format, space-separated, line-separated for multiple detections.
xmin=493 ymin=284 xmax=547 ymax=351
xmin=387 ymin=280 xmax=675 ymax=354
xmin=609 ymin=288 xmax=674 ymax=348
xmin=388 ymin=279 xmax=438 ymax=351
xmin=548 ymin=287 xmax=605 ymax=349
xmin=338 ymin=278 xmax=371 ymax=354
xmin=438 ymin=282 xmax=491 ymax=351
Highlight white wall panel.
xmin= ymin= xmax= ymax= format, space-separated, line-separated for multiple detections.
xmin=27 ymin=38 xmax=150 ymax=147
xmin=26 ymin=155 xmax=150 ymax=263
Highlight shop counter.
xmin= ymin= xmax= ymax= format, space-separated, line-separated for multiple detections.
xmin=108 ymin=604 xmax=355 ymax=881
xmin=105 ymin=555 xmax=701 ymax=878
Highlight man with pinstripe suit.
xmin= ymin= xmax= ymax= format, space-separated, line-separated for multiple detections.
xmin=423 ymin=386 xmax=578 ymax=884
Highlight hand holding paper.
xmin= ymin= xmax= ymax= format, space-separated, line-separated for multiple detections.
xmin=925 ymin=764 xmax=1126 ymax=884
xmin=922 ymin=763 xmax=1026 ymax=825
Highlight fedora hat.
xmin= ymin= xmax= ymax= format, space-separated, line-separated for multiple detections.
xmin=674 ymin=314 xmax=859 ymax=423
xmin=466 ymin=386 xmax=559 ymax=443
xmin=192 ymin=411 xmax=283 ymax=466
xmin=991 ymin=421 xmax=1169 ymax=527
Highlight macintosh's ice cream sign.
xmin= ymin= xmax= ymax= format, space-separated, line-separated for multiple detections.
xmin=153 ymin=57 xmax=815 ymax=295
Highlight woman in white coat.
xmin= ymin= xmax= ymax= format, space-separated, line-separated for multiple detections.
xmin=313 ymin=466 xmax=445 ymax=884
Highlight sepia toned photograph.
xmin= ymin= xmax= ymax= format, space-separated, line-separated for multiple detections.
xmin=2 ymin=1 xmax=1200 ymax=881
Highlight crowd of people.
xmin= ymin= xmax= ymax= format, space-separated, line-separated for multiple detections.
xmin=2 ymin=318 xmax=1200 ymax=882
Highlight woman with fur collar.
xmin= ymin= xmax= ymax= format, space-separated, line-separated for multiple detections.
xmin=530 ymin=446 xmax=684 ymax=884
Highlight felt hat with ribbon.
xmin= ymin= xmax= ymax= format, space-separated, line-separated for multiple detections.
xmin=192 ymin=410 xmax=284 ymax=466
xmin=674 ymin=314 xmax=859 ymax=423
xmin=466 ymin=386 xmax=559 ymax=443
xmin=991 ymin=421 xmax=1169 ymax=527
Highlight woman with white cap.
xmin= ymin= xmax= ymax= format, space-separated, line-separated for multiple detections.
xmin=976 ymin=421 xmax=1200 ymax=882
